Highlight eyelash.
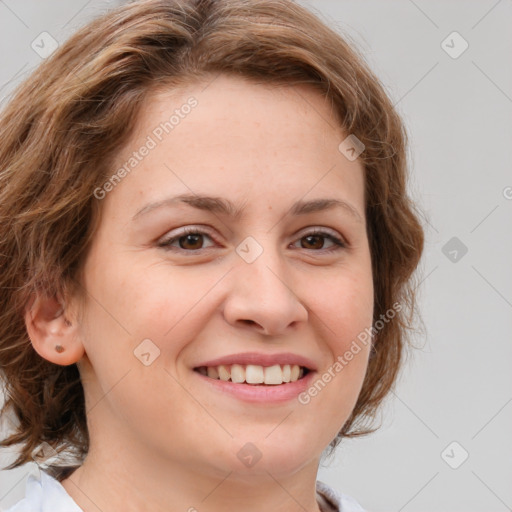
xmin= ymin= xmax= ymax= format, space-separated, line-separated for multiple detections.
xmin=157 ymin=226 xmax=347 ymax=254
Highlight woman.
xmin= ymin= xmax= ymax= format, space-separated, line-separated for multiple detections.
xmin=0 ymin=1 xmax=424 ymax=511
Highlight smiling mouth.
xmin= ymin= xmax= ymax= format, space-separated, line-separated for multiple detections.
xmin=194 ymin=364 xmax=310 ymax=385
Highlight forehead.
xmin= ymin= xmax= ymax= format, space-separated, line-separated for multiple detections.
xmin=104 ymin=74 xmax=365 ymax=218
xmin=133 ymin=74 xmax=346 ymax=155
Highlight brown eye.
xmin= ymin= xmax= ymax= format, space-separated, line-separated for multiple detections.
xmin=158 ymin=228 xmax=216 ymax=252
xmin=291 ymin=229 xmax=346 ymax=252
xmin=300 ymin=234 xmax=326 ymax=249
xmin=178 ymin=233 xmax=204 ymax=250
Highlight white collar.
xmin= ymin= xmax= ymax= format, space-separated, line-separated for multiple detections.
xmin=5 ymin=466 xmax=366 ymax=512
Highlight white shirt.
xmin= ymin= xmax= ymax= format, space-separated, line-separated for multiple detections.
xmin=4 ymin=466 xmax=367 ymax=512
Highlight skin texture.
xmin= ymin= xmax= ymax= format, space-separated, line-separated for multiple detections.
xmin=26 ymin=74 xmax=374 ymax=512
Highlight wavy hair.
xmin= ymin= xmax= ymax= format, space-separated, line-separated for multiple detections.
xmin=0 ymin=0 xmax=424 ymax=480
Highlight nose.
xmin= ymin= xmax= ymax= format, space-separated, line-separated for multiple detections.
xmin=222 ymin=251 xmax=308 ymax=336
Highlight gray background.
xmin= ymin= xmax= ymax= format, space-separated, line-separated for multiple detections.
xmin=0 ymin=1 xmax=511 ymax=511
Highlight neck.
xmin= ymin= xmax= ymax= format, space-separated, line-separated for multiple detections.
xmin=61 ymin=437 xmax=323 ymax=512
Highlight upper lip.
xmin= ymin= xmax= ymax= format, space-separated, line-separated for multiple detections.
xmin=193 ymin=352 xmax=317 ymax=371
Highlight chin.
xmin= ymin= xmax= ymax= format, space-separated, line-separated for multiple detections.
xmin=214 ymin=430 xmax=322 ymax=480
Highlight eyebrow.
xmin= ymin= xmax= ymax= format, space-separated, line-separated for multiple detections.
xmin=132 ymin=193 xmax=363 ymax=223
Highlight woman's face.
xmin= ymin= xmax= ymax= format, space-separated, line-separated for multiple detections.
xmin=75 ymin=74 xmax=373 ymax=480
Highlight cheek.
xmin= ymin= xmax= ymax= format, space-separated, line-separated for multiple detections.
xmin=77 ymin=257 xmax=217 ymax=426
xmin=296 ymin=271 xmax=373 ymax=444
xmin=301 ymin=262 xmax=373 ymax=407
xmin=309 ymin=265 xmax=374 ymax=346
xmin=81 ymin=254 xmax=227 ymax=365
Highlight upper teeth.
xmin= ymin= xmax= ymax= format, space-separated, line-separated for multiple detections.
xmin=197 ymin=364 xmax=304 ymax=385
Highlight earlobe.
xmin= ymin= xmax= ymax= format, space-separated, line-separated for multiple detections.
xmin=24 ymin=293 xmax=84 ymax=366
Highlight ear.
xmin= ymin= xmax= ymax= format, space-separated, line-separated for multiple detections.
xmin=24 ymin=292 xmax=84 ymax=366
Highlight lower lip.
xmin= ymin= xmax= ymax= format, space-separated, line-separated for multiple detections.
xmin=193 ymin=370 xmax=317 ymax=403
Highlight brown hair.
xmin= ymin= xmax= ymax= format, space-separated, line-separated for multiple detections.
xmin=0 ymin=0 xmax=424 ymax=479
